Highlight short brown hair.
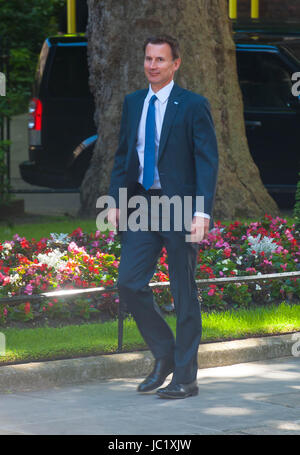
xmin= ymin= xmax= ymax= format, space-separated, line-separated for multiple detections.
xmin=143 ymin=35 xmax=180 ymax=60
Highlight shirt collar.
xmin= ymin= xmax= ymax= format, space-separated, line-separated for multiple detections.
xmin=147 ymin=80 xmax=174 ymax=104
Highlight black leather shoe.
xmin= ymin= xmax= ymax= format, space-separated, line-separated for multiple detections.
xmin=156 ymin=380 xmax=199 ymax=399
xmin=137 ymin=358 xmax=174 ymax=393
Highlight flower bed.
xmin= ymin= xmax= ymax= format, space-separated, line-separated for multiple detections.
xmin=0 ymin=215 xmax=300 ymax=325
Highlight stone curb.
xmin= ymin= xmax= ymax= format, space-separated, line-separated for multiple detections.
xmin=0 ymin=333 xmax=299 ymax=393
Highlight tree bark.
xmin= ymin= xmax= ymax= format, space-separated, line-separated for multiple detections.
xmin=79 ymin=0 xmax=279 ymax=220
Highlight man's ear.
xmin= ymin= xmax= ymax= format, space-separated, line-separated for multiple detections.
xmin=174 ymin=57 xmax=181 ymax=71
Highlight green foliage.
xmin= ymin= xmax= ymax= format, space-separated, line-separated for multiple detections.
xmin=293 ymin=171 xmax=300 ymax=231
xmin=0 ymin=0 xmax=65 ymax=115
xmin=0 ymin=139 xmax=12 ymax=206
xmin=223 ymin=283 xmax=252 ymax=307
xmin=0 ymin=0 xmax=64 ymax=53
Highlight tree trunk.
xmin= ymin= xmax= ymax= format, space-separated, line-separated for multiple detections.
xmin=79 ymin=0 xmax=279 ymax=220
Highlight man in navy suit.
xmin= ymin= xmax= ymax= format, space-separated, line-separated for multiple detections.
xmin=108 ymin=35 xmax=218 ymax=399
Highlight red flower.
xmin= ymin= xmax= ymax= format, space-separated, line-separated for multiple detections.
xmin=19 ymin=256 xmax=30 ymax=265
xmin=223 ymin=247 xmax=231 ymax=258
xmin=24 ymin=302 xmax=31 ymax=315
xmin=20 ymin=239 xmax=30 ymax=249
xmin=70 ymin=227 xmax=83 ymax=237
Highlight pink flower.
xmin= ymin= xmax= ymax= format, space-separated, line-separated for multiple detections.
xmin=208 ymin=288 xmax=215 ymax=296
xmin=2 ymin=276 xmax=10 ymax=286
xmin=68 ymin=241 xmax=79 ymax=253
xmin=68 ymin=242 xmax=86 ymax=254
xmin=24 ymin=284 xmax=33 ymax=295
xmin=215 ymin=240 xmax=224 ymax=248
xmin=108 ymin=231 xmax=115 ymax=239
xmin=263 ymin=259 xmax=272 ymax=266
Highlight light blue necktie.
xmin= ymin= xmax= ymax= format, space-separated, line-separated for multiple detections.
xmin=142 ymin=94 xmax=157 ymax=190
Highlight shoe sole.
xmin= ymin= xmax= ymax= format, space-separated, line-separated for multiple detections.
xmin=157 ymin=388 xmax=199 ymax=399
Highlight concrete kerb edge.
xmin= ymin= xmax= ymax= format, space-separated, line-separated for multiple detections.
xmin=0 ymin=333 xmax=299 ymax=393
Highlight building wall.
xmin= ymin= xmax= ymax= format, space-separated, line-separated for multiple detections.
xmin=235 ymin=0 xmax=300 ymax=21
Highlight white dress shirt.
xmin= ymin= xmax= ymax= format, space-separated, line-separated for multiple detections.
xmin=136 ymin=80 xmax=209 ymax=220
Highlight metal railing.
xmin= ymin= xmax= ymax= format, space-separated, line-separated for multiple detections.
xmin=1 ymin=270 xmax=300 ymax=352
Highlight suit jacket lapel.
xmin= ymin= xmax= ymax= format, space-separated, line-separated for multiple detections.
xmin=158 ymin=83 xmax=184 ymax=163
xmin=129 ymin=89 xmax=148 ymax=153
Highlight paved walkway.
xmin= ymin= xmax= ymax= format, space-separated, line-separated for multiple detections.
xmin=0 ymin=356 xmax=299 ymax=435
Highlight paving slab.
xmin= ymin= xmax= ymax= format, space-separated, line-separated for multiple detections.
xmin=0 ymin=357 xmax=299 ymax=436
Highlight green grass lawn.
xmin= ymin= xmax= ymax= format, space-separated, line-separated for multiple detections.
xmin=0 ymin=215 xmax=99 ymax=242
xmin=0 ymin=302 xmax=299 ymax=365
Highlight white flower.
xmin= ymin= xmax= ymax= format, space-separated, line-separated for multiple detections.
xmin=36 ymin=248 xmax=67 ymax=270
xmin=247 ymin=234 xmax=277 ymax=257
xmin=48 ymin=233 xmax=70 ymax=245
xmin=9 ymin=273 xmax=21 ymax=284
xmin=222 ymin=259 xmax=230 ymax=264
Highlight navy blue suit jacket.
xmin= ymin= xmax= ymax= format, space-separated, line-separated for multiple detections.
xmin=109 ymin=83 xmax=218 ymax=229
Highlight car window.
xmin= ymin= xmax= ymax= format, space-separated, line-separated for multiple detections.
xmin=236 ymin=51 xmax=293 ymax=109
xmin=47 ymin=45 xmax=91 ymax=98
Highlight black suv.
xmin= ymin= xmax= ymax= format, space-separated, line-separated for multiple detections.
xmin=20 ymin=24 xmax=300 ymax=204
xmin=234 ymin=22 xmax=300 ymax=203
xmin=20 ymin=35 xmax=97 ymax=188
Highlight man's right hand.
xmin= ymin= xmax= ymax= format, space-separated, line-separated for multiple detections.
xmin=107 ymin=208 xmax=120 ymax=229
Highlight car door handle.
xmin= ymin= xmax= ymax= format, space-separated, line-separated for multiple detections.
xmin=245 ymin=120 xmax=262 ymax=128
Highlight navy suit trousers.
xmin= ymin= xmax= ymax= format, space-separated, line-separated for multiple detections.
xmin=117 ymin=187 xmax=202 ymax=384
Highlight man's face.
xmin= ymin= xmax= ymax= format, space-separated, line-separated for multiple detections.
xmin=144 ymin=43 xmax=181 ymax=92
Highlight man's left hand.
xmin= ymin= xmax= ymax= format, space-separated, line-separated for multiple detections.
xmin=189 ymin=216 xmax=209 ymax=243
